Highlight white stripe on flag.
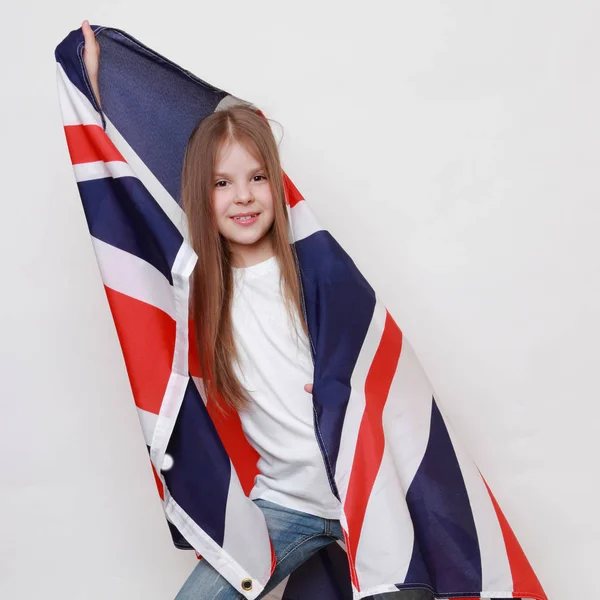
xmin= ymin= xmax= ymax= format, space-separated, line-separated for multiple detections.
xmin=289 ymin=199 xmax=324 ymax=243
xmin=91 ymin=236 xmax=176 ymax=321
xmin=192 ymin=376 xmax=208 ymax=405
xmin=56 ymin=63 xmax=103 ymax=127
xmin=222 ymin=463 xmax=274 ymax=594
xmin=103 ymin=113 xmax=190 ymax=240
xmin=73 ymin=160 xmax=136 ymax=182
xmin=353 ymin=336 xmax=433 ymax=589
xmin=357 ymin=584 xmax=404 ymax=599
xmin=215 ymin=94 xmax=253 ymax=112
xmin=150 ymin=242 xmax=197 ymax=470
xmin=136 ymin=406 xmax=158 ymax=446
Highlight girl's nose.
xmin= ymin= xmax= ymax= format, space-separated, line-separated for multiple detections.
xmin=235 ymin=186 xmax=254 ymax=204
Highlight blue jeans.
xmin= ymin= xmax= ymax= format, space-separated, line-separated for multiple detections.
xmin=174 ymin=498 xmax=393 ymax=599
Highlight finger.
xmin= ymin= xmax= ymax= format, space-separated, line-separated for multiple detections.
xmin=304 ymin=384 xmax=313 ymax=394
xmin=82 ymin=21 xmax=98 ymax=51
xmin=82 ymin=20 xmax=92 ymax=41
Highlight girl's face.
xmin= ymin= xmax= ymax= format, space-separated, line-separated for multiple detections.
xmin=212 ymin=139 xmax=275 ymax=266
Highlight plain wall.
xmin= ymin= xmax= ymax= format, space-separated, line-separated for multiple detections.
xmin=1 ymin=1 xmax=598 ymax=598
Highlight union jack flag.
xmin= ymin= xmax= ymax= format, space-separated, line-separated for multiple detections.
xmin=55 ymin=24 xmax=547 ymax=600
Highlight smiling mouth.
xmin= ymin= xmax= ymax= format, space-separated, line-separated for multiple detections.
xmin=231 ymin=213 xmax=259 ymax=222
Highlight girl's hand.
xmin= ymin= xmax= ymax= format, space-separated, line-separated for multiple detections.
xmin=81 ymin=20 xmax=102 ymax=109
xmin=304 ymin=384 xmax=313 ymax=394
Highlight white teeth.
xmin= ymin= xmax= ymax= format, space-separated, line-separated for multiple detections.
xmin=234 ymin=214 xmax=256 ymax=221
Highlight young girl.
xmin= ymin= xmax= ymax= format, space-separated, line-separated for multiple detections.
xmin=82 ymin=20 xmax=391 ymax=600
xmin=177 ymin=101 xmax=364 ymax=600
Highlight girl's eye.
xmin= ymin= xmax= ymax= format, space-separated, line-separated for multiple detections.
xmin=215 ymin=180 xmax=228 ymax=188
xmin=253 ymin=174 xmax=267 ymax=182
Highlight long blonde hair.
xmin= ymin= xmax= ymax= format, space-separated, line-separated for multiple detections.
xmin=181 ymin=104 xmax=306 ymax=413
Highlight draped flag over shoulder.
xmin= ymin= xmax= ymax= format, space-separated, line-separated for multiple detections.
xmin=54 ymin=25 xmax=547 ymax=600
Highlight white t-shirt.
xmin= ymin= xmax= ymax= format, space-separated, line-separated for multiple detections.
xmin=231 ymin=255 xmax=341 ymax=519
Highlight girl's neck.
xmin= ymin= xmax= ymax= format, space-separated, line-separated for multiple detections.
xmin=229 ymin=233 xmax=275 ymax=268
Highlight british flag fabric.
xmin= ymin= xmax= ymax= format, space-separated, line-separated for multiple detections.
xmin=54 ymin=25 xmax=547 ymax=600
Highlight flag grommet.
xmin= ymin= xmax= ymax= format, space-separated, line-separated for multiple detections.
xmin=241 ymin=578 xmax=253 ymax=591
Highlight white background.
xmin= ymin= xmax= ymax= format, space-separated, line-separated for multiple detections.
xmin=1 ymin=1 xmax=598 ymax=598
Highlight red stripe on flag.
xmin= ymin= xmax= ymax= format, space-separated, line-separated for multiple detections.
xmin=282 ymin=171 xmax=304 ymax=208
xmin=64 ymin=124 xmax=126 ymax=165
xmin=344 ymin=311 xmax=403 ymax=591
xmin=481 ymin=475 xmax=547 ymax=600
xmin=104 ymin=286 xmax=176 ymax=415
xmin=206 ymin=396 xmax=261 ymax=496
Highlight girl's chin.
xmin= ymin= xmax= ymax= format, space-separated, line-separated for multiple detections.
xmin=226 ymin=232 xmax=267 ymax=247
xmin=223 ymin=223 xmax=273 ymax=242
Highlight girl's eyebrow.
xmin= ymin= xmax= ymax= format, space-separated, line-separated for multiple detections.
xmin=214 ymin=166 xmax=265 ymax=178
